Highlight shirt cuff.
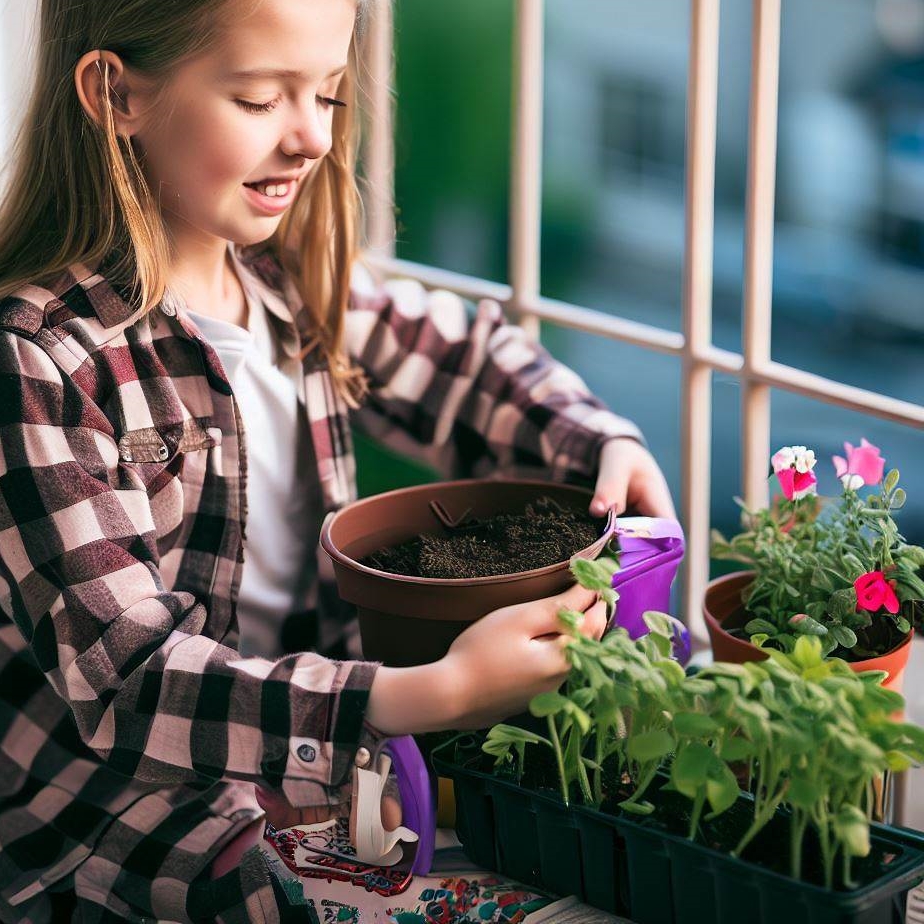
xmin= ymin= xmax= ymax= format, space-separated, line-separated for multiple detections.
xmin=551 ymin=408 xmax=646 ymax=482
xmin=278 ymin=658 xmax=383 ymax=808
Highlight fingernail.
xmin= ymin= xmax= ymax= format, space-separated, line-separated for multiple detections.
xmin=590 ymin=500 xmax=606 ymax=515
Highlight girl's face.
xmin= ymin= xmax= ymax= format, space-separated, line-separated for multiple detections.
xmin=133 ymin=0 xmax=357 ymax=250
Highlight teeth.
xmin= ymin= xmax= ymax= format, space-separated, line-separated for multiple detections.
xmin=254 ymin=181 xmax=290 ymax=198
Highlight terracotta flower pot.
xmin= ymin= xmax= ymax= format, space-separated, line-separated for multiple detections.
xmin=703 ymin=570 xmax=914 ymax=693
xmin=321 ymin=479 xmax=613 ymax=668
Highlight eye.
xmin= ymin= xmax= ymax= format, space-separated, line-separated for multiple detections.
xmin=317 ymin=96 xmax=347 ymax=109
xmin=235 ymin=98 xmax=281 ymax=114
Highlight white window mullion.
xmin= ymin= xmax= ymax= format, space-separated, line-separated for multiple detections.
xmin=681 ymin=0 xmax=721 ymax=649
xmin=509 ymin=0 xmax=544 ymax=340
xmin=741 ymin=0 xmax=781 ymax=510
xmin=364 ymin=0 xmax=395 ymax=257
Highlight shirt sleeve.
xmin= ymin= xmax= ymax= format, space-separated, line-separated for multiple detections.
xmin=346 ymin=277 xmax=645 ymax=483
xmin=0 ymin=329 xmax=382 ymax=808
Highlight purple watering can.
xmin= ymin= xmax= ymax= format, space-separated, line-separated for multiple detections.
xmin=608 ymin=516 xmax=689 ymax=664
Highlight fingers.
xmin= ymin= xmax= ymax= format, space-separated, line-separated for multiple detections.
xmin=591 ymin=437 xmax=636 ymax=516
xmin=524 ymin=584 xmax=596 ymax=635
xmin=591 ymin=438 xmax=677 ymax=520
xmin=635 ymin=471 xmax=677 ymax=519
xmin=381 ymin=794 xmax=403 ymax=832
xmin=581 ymin=599 xmax=609 ymax=640
xmin=553 ymin=598 xmax=608 ymax=651
xmin=556 ymin=582 xmax=597 ymax=612
xmin=591 ymin=466 xmax=629 ymax=516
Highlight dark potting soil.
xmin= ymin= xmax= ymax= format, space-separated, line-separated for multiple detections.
xmin=360 ymin=496 xmax=600 ymax=579
xmin=598 ymin=762 xmax=907 ymax=891
xmin=724 ymin=603 xmax=908 ymax=662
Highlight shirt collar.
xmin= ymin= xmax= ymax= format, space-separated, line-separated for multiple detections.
xmin=227 ymin=243 xmax=302 ymax=360
xmin=57 ymin=245 xmax=303 ymax=359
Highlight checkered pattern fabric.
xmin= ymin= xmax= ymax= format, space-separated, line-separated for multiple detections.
xmin=0 ymin=245 xmax=642 ymax=921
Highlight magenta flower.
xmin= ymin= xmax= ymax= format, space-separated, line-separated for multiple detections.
xmin=771 ymin=445 xmax=818 ymax=501
xmin=833 ymin=438 xmax=885 ymax=491
xmin=854 ymin=570 xmax=900 ymax=615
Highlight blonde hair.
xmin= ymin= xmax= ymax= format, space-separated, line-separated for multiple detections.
xmin=0 ymin=0 xmax=371 ymax=404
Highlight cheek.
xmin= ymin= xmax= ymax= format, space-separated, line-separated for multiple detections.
xmin=146 ymin=101 xmax=262 ymax=195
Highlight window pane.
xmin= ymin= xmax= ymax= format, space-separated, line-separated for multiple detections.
xmin=771 ymin=0 xmax=924 ymax=403
xmin=392 ymin=0 xmax=512 ymax=282
xmin=542 ymin=1 xmax=689 ymax=333
xmin=541 ymin=1 xmax=756 ymax=352
xmin=541 ymin=325 xmax=683 ymax=511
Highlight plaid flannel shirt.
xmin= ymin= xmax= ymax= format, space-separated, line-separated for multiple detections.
xmin=0 ymin=246 xmax=642 ymax=922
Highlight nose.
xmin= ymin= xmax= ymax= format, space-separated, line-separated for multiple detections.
xmin=280 ymin=101 xmax=333 ymax=162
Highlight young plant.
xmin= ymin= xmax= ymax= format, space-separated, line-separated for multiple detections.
xmin=483 ymin=553 xmax=924 ymax=887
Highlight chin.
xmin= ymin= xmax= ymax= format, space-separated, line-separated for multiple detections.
xmin=227 ymin=222 xmax=284 ymax=248
xmin=237 ymin=230 xmax=280 ymax=247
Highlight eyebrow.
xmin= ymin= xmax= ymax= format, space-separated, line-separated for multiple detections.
xmin=228 ymin=64 xmax=348 ymax=80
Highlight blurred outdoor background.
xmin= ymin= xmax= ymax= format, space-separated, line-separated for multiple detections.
xmin=387 ymin=0 xmax=924 ymax=564
xmin=0 ymin=0 xmax=920 ymax=566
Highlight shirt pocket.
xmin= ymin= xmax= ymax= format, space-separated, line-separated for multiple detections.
xmin=118 ymin=419 xmax=221 ymax=475
xmin=117 ymin=420 xmax=223 ymax=541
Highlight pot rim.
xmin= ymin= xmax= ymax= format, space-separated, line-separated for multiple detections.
xmin=320 ymin=477 xmax=616 ymax=587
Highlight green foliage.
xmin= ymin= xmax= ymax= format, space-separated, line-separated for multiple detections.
xmin=483 ymin=558 xmax=924 ymax=889
xmin=711 ymin=469 xmax=924 ymax=656
xmin=570 ymin=556 xmax=619 ymax=609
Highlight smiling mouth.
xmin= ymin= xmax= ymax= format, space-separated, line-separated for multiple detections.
xmin=241 ymin=178 xmax=300 ymax=216
xmin=243 ymin=179 xmax=295 ymax=198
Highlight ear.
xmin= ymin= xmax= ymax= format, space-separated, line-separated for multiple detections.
xmin=74 ymin=50 xmax=146 ymax=136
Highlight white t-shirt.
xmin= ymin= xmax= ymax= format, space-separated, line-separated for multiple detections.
xmin=185 ymin=272 xmax=319 ymax=659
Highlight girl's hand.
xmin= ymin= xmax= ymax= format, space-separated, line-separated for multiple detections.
xmin=366 ymin=584 xmax=607 ymax=736
xmin=590 ymin=437 xmax=676 ymax=519
xmin=440 ymin=583 xmax=608 ymax=730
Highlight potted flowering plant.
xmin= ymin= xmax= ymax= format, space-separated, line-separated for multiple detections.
xmin=432 ymin=557 xmax=924 ymax=923
xmin=705 ymin=439 xmax=924 ymax=691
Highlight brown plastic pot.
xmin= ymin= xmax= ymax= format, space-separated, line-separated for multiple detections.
xmin=703 ymin=570 xmax=914 ymax=693
xmin=320 ymin=479 xmax=613 ymax=667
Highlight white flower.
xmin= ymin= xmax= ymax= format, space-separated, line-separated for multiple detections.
xmin=793 ymin=447 xmax=816 ymax=474
xmin=770 ymin=446 xmax=796 ymax=473
xmin=771 ymin=445 xmax=817 ymax=475
xmin=840 ymin=473 xmax=865 ymax=491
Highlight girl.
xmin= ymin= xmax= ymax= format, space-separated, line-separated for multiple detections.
xmin=0 ymin=0 xmax=675 ymax=920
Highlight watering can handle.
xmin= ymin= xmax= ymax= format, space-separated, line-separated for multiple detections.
xmin=351 ymin=735 xmax=435 ymax=875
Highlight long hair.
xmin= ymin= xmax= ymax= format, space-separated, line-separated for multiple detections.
xmin=0 ymin=0 xmax=371 ymax=404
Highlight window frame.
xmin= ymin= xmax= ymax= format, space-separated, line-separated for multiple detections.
xmin=362 ymin=0 xmax=924 ymax=649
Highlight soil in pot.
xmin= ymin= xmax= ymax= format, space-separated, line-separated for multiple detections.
xmin=360 ymin=496 xmax=600 ymax=579
xmin=722 ymin=601 xmax=908 ymax=663
xmin=598 ymin=768 xmax=908 ymax=891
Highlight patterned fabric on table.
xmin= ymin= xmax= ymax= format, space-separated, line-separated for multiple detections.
xmin=0 ymin=244 xmax=642 ymax=922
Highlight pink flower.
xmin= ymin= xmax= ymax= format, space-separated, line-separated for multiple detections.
xmin=771 ymin=445 xmax=818 ymax=501
xmin=833 ymin=439 xmax=885 ymax=490
xmin=854 ymin=571 xmax=900 ymax=615
xmin=774 ymin=468 xmax=817 ymax=502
